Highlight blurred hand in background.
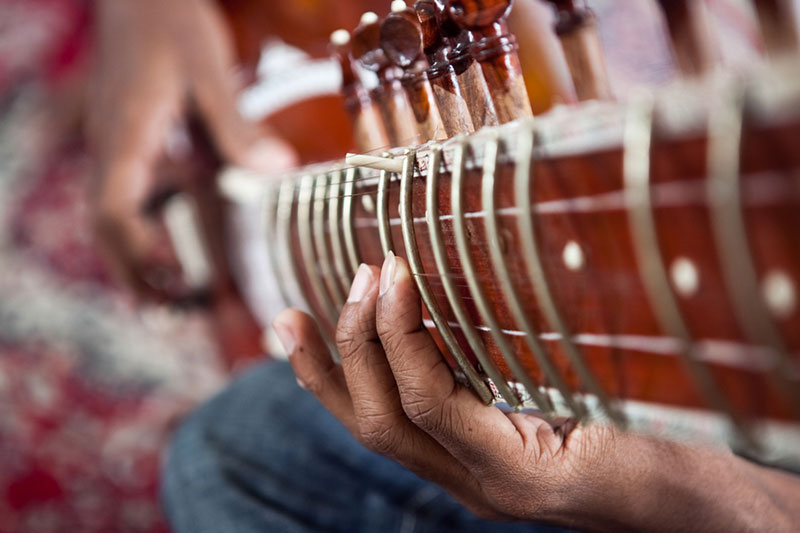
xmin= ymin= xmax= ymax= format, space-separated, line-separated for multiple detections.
xmin=88 ymin=0 xmax=297 ymax=303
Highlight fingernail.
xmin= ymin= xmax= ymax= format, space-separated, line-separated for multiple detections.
xmin=379 ymin=252 xmax=396 ymax=296
xmin=348 ymin=264 xmax=373 ymax=303
xmin=272 ymin=319 xmax=296 ymax=355
xmin=295 ymin=377 xmax=307 ymax=390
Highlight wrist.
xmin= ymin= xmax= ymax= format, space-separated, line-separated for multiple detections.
xmin=581 ymin=434 xmax=792 ymax=532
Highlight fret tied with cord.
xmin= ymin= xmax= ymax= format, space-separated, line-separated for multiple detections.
xmin=171 ymin=0 xmax=800 ymax=469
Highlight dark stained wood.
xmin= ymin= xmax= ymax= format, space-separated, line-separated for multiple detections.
xmin=331 ymin=31 xmax=392 ymax=152
xmin=380 ymin=7 xmax=449 ymax=141
xmin=752 ymin=0 xmax=799 ymax=57
xmin=507 ymin=0 xmax=578 ymax=114
xmin=446 ymin=0 xmax=533 ymax=123
xmin=656 ymin=0 xmax=719 ymax=77
xmin=545 ymin=0 xmax=613 ymax=101
xmin=415 ymin=0 xmax=477 ymax=136
xmin=353 ymin=13 xmax=420 ymax=147
xmin=432 ymin=0 xmax=501 ymax=129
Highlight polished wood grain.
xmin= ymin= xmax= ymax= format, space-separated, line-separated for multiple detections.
xmin=752 ymin=0 xmax=799 ymax=57
xmin=656 ymin=0 xmax=718 ymax=77
xmin=332 ymin=31 xmax=392 ymax=152
xmin=416 ymin=0 xmax=477 ymax=135
xmin=546 ymin=0 xmax=612 ymax=101
xmin=353 ymin=13 xmax=420 ymax=146
xmin=446 ymin=0 xmax=533 ymax=123
xmin=380 ymin=7 xmax=448 ymax=141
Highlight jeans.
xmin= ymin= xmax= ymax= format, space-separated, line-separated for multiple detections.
xmin=162 ymin=361 xmax=568 ymax=533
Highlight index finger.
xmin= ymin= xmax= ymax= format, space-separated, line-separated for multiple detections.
xmin=375 ymin=254 xmax=524 ymax=468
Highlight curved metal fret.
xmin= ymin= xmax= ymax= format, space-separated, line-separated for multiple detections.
xmin=399 ymin=149 xmax=493 ymax=404
xmin=262 ymin=183 xmax=292 ymax=309
xmin=298 ymin=175 xmax=339 ymax=327
xmin=328 ymin=169 xmax=353 ymax=296
xmin=314 ymin=174 xmax=346 ymax=309
xmin=514 ymin=124 xmax=625 ymax=426
xmin=707 ymin=82 xmax=800 ymax=416
xmin=623 ymin=96 xmax=755 ymax=447
xmin=482 ymin=135 xmax=587 ymax=419
xmin=452 ymin=137 xmax=552 ymax=414
xmin=276 ymin=180 xmax=312 ymax=313
xmin=377 ymin=154 xmax=395 ymax=256
xmin=342 ymin=167 xmax=362 ymax=274
xmin=427 ymin=144 xmax=521 ymax=408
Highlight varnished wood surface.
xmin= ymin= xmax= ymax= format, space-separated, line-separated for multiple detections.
xmin=417 ymin=0 xmax=477 ymax=135
xmin=548 ymin=3 xmax=613 ymax=102
xmin=353 ymin=14 xmax=421 ymax=147
xmin=446 ymin=0 xmax=533 ymax=122
xmin=381 ymin=6 xmax=448 ymax=141
xmin=283 ymin=114 xmax=800 ymax=423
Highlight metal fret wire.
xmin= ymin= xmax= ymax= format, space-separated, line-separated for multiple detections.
xmin=342 ymin=167 xmax=362 ymax=273
xmin=398 ymin=151 xmax=494 ymax=403
xmin=514 ymin=124 xmax=626 ymax=426
xmin=707 ymin=80 xmax=800 ymax=416
xmin=377 ymin=154 xmax=395 ymax=257
xmin=427 ymin=144 xmax=521 ymax=407
xmin=328 ymin=169 xmax=354 ymax=296
xmin=482 ymin=134 xmax=588 ymax=419
xmin=452 ymin=137 xmax=552 ymax=414
xmin=313 ymin=174 xmax=346 ymax=308
xmin=298 ymin=175 xmax=339 ymax=327
xmin=623 ymin=95 xmax=756 ymax=448
xmin=277 ymin=180 xmax=312 ymax=314
xmin=262 ymin=184 xmax=292 ymax=309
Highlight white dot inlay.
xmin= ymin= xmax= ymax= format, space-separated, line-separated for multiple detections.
xmin=670 ymin=257 xmax=699 ymax=297
xmin=562 ymin=241 xmax=584 ymax=271
xmin=762 ymin=270 xmax=796 ymax=319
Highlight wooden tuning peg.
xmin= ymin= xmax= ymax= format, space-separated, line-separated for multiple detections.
xmin=330 ymin=29 xmax=391 ymax=152
xmin=446 ymin=0 xmax=534 ymax=123
xmin=381 ymin=1 xmax=448 ymax=141
xmin=656 ymin=0 xmax=719 ymax=77
xmin=352 ymin=11 xmax=419 ymax=146
xmin=752 ymin=0 xmax=799 ymax=57
xmin=414 ymin=0 xmax=477 ymax=135
xmin=544 ymin=0 xmax=613 ymax=101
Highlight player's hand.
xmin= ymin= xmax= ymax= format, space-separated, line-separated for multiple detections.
xmin=273 ymin=254 xmax=630 ymax=528
xmin=273 ymin=253 xmax=800 ymax=531
xmin=88 ymin=0 xmax=297 ymax=301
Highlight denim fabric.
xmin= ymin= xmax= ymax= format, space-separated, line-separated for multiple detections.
xmin=162 ymin=361 xmax=569 ymax=533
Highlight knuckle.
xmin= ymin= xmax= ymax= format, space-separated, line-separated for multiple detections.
xmin=405 ymin=390 xmax=466 ymax=439
xmin=401 ymin=390 xmax=445 ymax=431
xmin=300 ymin=374 xmax=325 ymax=397
xmin=335 ymin=309 xmax=374 ymax=359
xmin=375 ymin=318 xmax=402 ymax=348
xmin=357 ymin=421 xmax=399 ymax=456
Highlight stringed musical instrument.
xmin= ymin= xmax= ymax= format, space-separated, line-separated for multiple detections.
xmin=171 ymin=0 xmax=800 ymax=468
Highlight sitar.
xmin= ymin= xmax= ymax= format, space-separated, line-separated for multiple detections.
xmin=170 ymin=0 xmax=800 ymax=469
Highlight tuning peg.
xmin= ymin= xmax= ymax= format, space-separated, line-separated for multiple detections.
xmin=445 ymin=0 xmax=533 ymax=123
xmin=352 ymin=12 xmax=419 ymax=146
xmin=330 ymin=29 xmax=391 ymax=152
xmin=544 ymin=0 xmax=612 ymax=101
xmin=656 ymin=0 xmax=719 ymax=77
xmin=381 ymin=3 xmax=448 ymax=141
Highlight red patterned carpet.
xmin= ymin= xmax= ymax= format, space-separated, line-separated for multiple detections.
xmin=0 ymin=1 xmax=226 ymax=531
